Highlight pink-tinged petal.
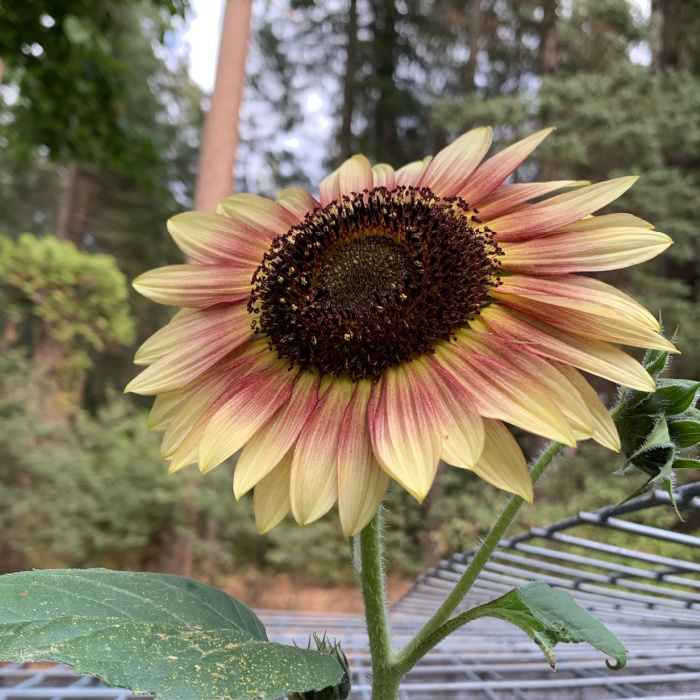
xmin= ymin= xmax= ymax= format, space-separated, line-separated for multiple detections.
xmin=499 ymin=227 xmax=673 ymax=274
xmin=556 ymin=363 xmax=620 ymax=451
xmin=433 ymin=333 xmax=576 ymax=446
xmin=253 ymin=449 xmax=293 ymax=534
xmin=133 ymin=265 xmax=252 ymax=308
xmin=395 ymin=156 xmax=432 ymax=187
xmin=276 ymin=187 xmax=320 ymax=221
xmin=492 ymin=290 xmax=677 ymax=352
xmin=198 ymin=361 xmax=299 ymax=474
xmin=369 ymin=363 xmax=442 ymax=502
xmin=459 ymin=128 xmax=554 ymax=206
xmin=488 ymin=176 xmax=638 ymax=241
xmin=134 ymin=304 xmax=252 ymax=367
xmin=419 ymin=127 xmax=492 ymax=197
xmin=477 ymin=181 xmax=587 ymax=220
xmin=337 ymin=380 xmax=389 ymax=537
xmin=474 ymin=419 xmax=533 ymax=503
xmin=160 ymin=372 xmax=230 ymax=459
xmin=494 ymin=275 xmax=660 ymax=329
xmin=372 ymin=163 xmax=396 ymax=189
xmin=419 ymin=357 xmax=485 ymax=470
xmin=234 ymin=371 xmax=320 ymax=498
xmin=167 ymin=211 xmax=270 ymax=265
xmin=164 ymin=343 xmax=276 ymax=471
xmin=480 ymin=305 xmax=655 ymax=391
xmin=319 ymin=167 xmax=341 ymax=206
xmin=490 ymin=343 xmax=595 ymax=440
xmin=552 ymin=212 xmax=653 ymax=233
xmin=217 ymin=193 xmax=297 ymax=240
xmin=290 ymin=377 xmax=355 ymax=525
xmin=127 ymin=304 xmax=254 ymax=394
xmin=148 ymin=387 xmax=191 ymax=431
xmin=338 ymin=154 xmax=374 ymax=196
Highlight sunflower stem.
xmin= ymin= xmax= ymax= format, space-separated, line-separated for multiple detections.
xmin=358 ymin=509 xmax=401 ymax=699
xmin=393 ymin=441 xmax=565 ymax=675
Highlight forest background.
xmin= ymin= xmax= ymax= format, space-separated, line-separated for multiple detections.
xmin=0 ymin=0 xmax=698 ymax=608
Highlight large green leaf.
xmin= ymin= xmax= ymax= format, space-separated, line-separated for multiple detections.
xmin=0 ymin=569 xmax=343 ymax=700
xmin=473 ymin=581 xmax=627 ymax=670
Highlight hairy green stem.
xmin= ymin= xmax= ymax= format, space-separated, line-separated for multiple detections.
xmin=358 ymin=510 xmax=401 ymax=699
xmin=394 ymin=441 xmax=565 ymax=674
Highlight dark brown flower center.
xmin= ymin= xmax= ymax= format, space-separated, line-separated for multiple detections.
xmin=249 ymin=186 xmax=502 ymax=380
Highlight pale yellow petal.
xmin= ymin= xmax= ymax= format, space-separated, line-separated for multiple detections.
xmin=338 ymin=380 xmax=389 ymax=537
xmin=253 ymin=450 xmax=293 ymax=534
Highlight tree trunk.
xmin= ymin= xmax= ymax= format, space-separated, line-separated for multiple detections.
xmin=373 ymin=0 xmax=401 ymax=164
xmin=339 ymin=0 xmax=358 ymax=163
xmin=539 ymin=0 xmax=558 ymax=76
xmin=463 ymin=0 xmax=482 ymax=92
xmin=195 ymin=0 xmax=253 ymax=213
xmin=650 ymin=0 xmax=664 ymax=74
xmin=56 ymin=161 xmax=92 ymax=243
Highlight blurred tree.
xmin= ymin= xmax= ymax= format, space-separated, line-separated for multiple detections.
xmin=0 ymin=234 xmax=135 ymax=410
xmin=195 ymin=0 xmax=252 ymax=211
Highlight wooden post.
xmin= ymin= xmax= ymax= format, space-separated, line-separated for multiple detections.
xmin=194 ymin=0 xmax=253 ymax=212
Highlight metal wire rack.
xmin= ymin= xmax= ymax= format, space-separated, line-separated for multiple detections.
xmin=2 ymin=482 xmax=699 ymax=699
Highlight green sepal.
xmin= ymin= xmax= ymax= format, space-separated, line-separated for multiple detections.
xmin=469 ymin=582 xmax=627 ymax=670
xmin=638 ymin=379 xmax=700 ymax=416
xmin=668 ymin=419 xmax=700 ymax=449
xmin=643 ymin=348 xmax=671 ymax=379
xmin=674 ymin=458 xmax=700 ymax=469
xmin=288 ymin=634 xmax=351 ymax=700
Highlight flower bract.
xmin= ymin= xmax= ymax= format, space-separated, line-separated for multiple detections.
xmin=127 ymin=127 xmax=675 ymax=537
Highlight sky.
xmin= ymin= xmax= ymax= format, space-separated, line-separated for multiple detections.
xmin=181 ymin=0 xmax=652 ymax=93
xmin=182 ymin=0 xmax=225 ymax=92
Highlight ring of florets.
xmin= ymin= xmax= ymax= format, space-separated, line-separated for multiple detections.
xmin=248 ymin=185 xmax=502 ymax=381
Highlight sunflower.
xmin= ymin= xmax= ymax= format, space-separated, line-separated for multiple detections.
xmin=127 ymin=127 xmax=674 ymax=537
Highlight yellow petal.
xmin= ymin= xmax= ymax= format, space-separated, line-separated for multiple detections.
xmin=167 ymin=211 xmax=269 ymax=265
xmin=480 ymin=305 xmax=655 ymax=392
xmin=338 ymin=154 xmax=373 ymax=196
xmin=474 ymin=419 xmax=533 ymax=503
xmin=368 ymin=364 xmax=442 ymax=502
xmin=420 ymin=127 xmax=493 ymax=197
xmin=395 ymin=156 xmax=432 ymax=187
xmin=478 ymin=181 xmax=588 ymax=219
xmin=133 ymin=264 xmax=252 ymax=308
xmin=234 ymin=371 xmax=320 ymax=498
xmin=556 ymin=363 xmax=620 ymax=451
xmin=253 ymin=450 xmax=293 ymax=534
xmin=276 ymin=187 xmax=320 ymax=220
xmin=127 ymin=305 xmax=254 ymax=394
xmin=500 ymin=227 xmax=673 ymax=274
xmin=217 ymin=193 xmax=297 ymax=239
xmin=198 ymin=362 xmax=298 ymax=474
xmin=372 ymin=163 xmax=396 ymax=189
xmin=337 ymin=380 xmax=389 ymax=537
xmin=459 ymin=128 xmax=555 ymax=206
xmin=490 ymin=176 xmax=639 ymax=241
xmin=433 ymin=334 xmax=576 ymax=446
xmin=290 ymin=377 xmax=355 ymax=525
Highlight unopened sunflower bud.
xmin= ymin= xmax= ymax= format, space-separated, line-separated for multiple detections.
xmin=288 ymin=634 xmax=351 ymax=700
xmin=612 ymin=347 xmax=700 ymax=502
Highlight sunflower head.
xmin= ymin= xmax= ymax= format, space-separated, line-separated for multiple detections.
xmin=128 ymin=126 xmax=675 ymax=537
xmin=249 ymin=186 xmax=502 ymax=380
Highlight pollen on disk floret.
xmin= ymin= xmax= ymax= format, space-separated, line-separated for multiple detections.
xmin=249 ymin=185 xmax=503 ymax=381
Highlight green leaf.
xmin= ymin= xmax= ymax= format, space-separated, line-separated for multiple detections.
xmin=473 ymin=581 xmax=627 ymax=670
xmin=668 ymin=419 xmax=700 ymax=448
xmin=0 ymin=569 xmax=342 ymax=700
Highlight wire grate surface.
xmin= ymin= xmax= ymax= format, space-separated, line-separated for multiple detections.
xmin=2 ymin=483 xmax=700 ymax=698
